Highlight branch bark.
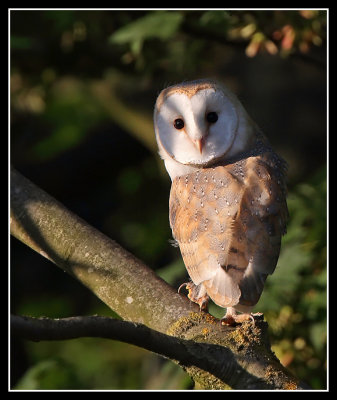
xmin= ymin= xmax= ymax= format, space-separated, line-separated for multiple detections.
xmin=10 ymin=167 xmax=310 ymax=390
xmin=10 ymin=166 xmax=196 ymax=332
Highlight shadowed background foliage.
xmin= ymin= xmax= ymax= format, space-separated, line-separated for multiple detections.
xmin=10 ymin=9 xmax=327 ymax=390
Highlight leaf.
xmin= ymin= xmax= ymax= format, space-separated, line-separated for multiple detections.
xmin=199 ymin=10 xmax=231 ymax=31
xmin=109 ymin=11 xmax=184 ymax=55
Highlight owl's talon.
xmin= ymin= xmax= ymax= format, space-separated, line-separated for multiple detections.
xmin=178 ymin=281 xmax=209 ymax=311
xmin=197 ymin=296 xmax=209 ymax=312
xmin=178 ymin=282 xmax=188 ymax=294
xmin=221 ymin=307 xmax=256 ymax=326
xmin=220 ymin=315 xmax=236 ymax=326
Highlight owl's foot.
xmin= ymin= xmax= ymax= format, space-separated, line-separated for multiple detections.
xmin=221 ymin=307 xmax=256 ymax=326
xmin=178 ymin=281 xmax=209 ymax=311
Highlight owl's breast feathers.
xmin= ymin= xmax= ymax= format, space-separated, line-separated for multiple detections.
xmin=169 ymin=149 xmax=288 ymax=310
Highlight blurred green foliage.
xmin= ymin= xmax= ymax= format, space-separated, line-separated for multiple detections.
xmin=14 ymin=339 xmax=192 ymax=390
xmin=109 ymin=11 xmax=184 ymax=56
xmin=10 ymin=9 xmax=327 ymax=390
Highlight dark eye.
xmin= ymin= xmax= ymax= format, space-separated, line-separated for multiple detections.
xmin=206 ymin=112 xmax=218 ymax=123
xmin=174 ymin=118 xmax=185 ymax=130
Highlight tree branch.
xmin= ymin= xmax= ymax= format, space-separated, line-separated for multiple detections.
xmin=10 ymin=166 xmax=198 ymax=333
xmin=10 ymin=167 xmax=310 ymax=390
xmin=11 ymin=314 xmax=203 ymax=366
xmin=11 ymin=314 xmax=148 ymax=342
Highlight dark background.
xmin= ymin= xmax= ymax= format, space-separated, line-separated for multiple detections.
xmin=10 ymin=10 xmax=327 ymax=390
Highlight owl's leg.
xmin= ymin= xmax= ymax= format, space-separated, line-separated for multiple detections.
xmin=221 ymin=307 xmax=254 ymax=326
xmin=178 ymin=281 xmax=209 ymax=311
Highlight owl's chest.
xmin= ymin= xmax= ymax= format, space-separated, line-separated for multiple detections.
xmin=169 ymin=156 xmax=286 ymax=248
xmin=169 ymin=166 xmax=242 ymax=242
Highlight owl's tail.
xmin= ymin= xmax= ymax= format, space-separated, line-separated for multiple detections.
xmin=203 ymin=267 xmax=241 ymax=308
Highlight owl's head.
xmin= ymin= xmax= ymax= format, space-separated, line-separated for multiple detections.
xmin=154 ymin=79 xmax=257 ymax=174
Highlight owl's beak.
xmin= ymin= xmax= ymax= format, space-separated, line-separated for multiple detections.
xmin=194 ymin=138 xmax=204 ymax=154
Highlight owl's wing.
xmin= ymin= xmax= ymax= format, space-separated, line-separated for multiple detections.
xmin=169 ymin=153 xmax=288 ymax=309
xmin=226 ymin=155 xmax=288 ymax=308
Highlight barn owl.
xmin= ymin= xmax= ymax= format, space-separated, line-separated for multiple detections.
xmin=154 ymin=79 xmax=288 ymax=324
